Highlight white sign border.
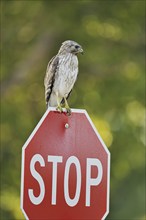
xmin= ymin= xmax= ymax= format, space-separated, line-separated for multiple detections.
xmin=20 ymin=107 xmax=110 ymax=220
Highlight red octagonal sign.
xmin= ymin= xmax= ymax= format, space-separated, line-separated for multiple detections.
xmin=21 ymin=108 xmax=110 ymax=220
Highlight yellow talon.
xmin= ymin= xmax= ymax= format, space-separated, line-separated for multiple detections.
xmin=56 ymin=93 xmax=63 ymax=113
xmin=64 ymin=97 xmax=71 ymax=116
xmin=66 ymin=108 xmax=71 ymax=116
xmin=56 ymin=105 xmax=63 ymax=113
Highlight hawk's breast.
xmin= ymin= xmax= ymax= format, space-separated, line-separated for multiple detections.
xmin=54 ymin=54 xmax=78 ymax=97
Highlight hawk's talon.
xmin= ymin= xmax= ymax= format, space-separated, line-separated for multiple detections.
xmin=63 ymin=97 xmax=71 ymax=116
xmin=66 ymin=108 xmax=71 ymax=116
xmin=56 ymin=105 xmax=63 ymax=113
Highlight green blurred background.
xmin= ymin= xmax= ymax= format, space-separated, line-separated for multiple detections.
xmin=1 ymin=0 xmax=145 ymax=219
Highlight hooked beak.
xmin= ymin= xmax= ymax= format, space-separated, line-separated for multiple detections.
xmin=79 ymin=48 xmax=84 ymax=55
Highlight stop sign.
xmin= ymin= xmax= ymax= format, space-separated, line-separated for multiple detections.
xmin=21 ymin=108 xmax=110 ymax=220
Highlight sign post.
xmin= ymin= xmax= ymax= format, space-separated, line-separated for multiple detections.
xmin=21 ymin=108 xmax=110 ymax=220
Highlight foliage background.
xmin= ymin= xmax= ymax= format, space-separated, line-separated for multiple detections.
xmin=1 ymin=0 xmax=145 ymax=219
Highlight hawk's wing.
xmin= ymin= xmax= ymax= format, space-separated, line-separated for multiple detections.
xmin=44 ymin=56 xmax=59 ymax=105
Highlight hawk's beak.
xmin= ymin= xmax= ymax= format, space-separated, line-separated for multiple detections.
xmin=80 ymin=48 xmax=84 ymax=55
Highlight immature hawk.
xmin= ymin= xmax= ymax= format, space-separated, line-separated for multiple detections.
xmin=44 ymin=40 xmax=83 ymax=115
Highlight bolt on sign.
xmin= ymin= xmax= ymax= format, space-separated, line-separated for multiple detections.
xmin=21 ymin=108 xmax=110 ymax=220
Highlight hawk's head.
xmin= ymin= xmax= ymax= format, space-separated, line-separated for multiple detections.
xmin=59 ymin=40 xmax=83 ymax=55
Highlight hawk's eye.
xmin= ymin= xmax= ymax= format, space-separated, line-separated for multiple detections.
xmin=75 ymin=45 xmax=80 ymax=49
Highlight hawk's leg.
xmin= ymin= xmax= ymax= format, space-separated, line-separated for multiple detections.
xmin=64 ymin=97 xmax=71 ymax=116
xmin=56 ymin=95 xmax=63 ymax=113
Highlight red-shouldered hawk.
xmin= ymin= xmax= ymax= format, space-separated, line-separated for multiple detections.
xmin=44 ymin=40 xmax=83 ymax=115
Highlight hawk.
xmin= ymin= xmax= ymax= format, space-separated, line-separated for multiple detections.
xmin=44 ymin=40 xmax=83 ymax=115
